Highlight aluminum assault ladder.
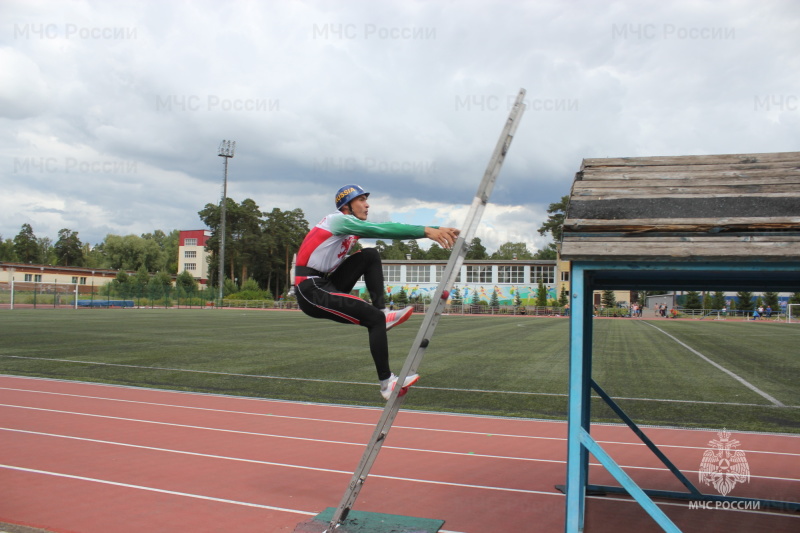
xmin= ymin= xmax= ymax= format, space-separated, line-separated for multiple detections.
xmin=326 ymin=89 xmax=527 ymax=531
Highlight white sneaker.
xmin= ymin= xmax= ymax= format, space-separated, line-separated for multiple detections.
xmin=383 ymin=306 xmax=413 ymax=331
xmin=380 ymin=372 xmax=420 ymax=400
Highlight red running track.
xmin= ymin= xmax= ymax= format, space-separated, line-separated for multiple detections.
xmin=0 ymin=375 xmax=797 ymax=532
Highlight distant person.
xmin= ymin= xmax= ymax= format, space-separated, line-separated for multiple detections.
xmin=294 ymin=184 xmax=460 ymax=400
xmin=766 ymin=305 xmax=772 ymax=318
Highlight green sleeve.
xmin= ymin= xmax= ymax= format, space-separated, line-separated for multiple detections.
xmin=330 ymin=215 xmax=431 ymax=239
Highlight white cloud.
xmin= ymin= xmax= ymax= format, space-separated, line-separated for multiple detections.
xmin=1 ymin=0 xmax=798 ymax=253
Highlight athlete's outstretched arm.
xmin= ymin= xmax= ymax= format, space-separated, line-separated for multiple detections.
xmin=424 ymin=227 xmax=460 ymax=249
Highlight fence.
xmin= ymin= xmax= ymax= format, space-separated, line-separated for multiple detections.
xmin=412 ymin=303 xmax=569 ymax=316
xmin=6 ymin=285 xmax=790 ymax=322
xmin=599 ymin=306 xmax=785 ymax=320
xmin=1 ymin=281 xmax=216 ymax=310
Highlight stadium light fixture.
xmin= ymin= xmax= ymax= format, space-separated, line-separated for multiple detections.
xmin=217 ymin=140 xmax=236 ymax=303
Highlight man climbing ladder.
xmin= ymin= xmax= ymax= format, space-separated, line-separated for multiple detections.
xmin=294 ymin=88 xmax=527 ymax=532
xmin=294 ymin=184 xmax=460 ymax=399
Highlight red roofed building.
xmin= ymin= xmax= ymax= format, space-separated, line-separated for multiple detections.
xmin=178 ymin=230 xmax=212 ymax=287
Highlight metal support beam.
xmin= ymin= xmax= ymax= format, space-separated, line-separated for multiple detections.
xmin=564 ymin=259 xmax=800 ymax=532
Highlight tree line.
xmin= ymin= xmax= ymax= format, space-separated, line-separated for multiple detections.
xmin=0 ymin=196 xmax=566 ymax=298
xmin=4 ymin=194 xmax=798 ymax=306
xmin=599 ymin=289 xmax=800 ymax=311
xmin=0 ymin=224 xmax=180 ymax=273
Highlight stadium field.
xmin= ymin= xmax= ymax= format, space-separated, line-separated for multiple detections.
xmin=0 ymin=309 xmax=797 ymax=434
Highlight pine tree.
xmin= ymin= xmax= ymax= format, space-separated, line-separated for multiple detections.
xmin=711 ymin=291 xmax=726 ymax=309
xmin=601 ymin=290 xmax=616 ymax=308
xmin=762 ymin=292 xmax=779 ymax=310
xmin=558 ymin=286 xmax=568 ymax=307
xmin=736 ymin=291 xmax=754 ymax=311
xmin=536 ymin=280 xmax=548 ymax=307
xmin=489 ymin=289 xmax=499 ymax=309
xmin=396 ymin=288 xmax=409 ymax=306
xmin=13 ymin=224 xmax=40 ymax=263
xmin=684 ymin=290 xmax=702 ymax=309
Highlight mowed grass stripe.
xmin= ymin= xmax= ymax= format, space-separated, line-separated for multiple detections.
xmin=0 ymin=309 xmax=797 ymax=433
xmin=641 ymin=319 xmax=800 ymax=407
xmin=641 ymin=321 xmax=784 ymax=406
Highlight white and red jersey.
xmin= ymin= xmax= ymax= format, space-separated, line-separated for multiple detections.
xmin=295 ymin=212 xmax=428 ymax=283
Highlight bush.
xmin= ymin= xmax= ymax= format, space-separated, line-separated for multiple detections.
xmin=226 ymin=289 xmax=273 ymax=301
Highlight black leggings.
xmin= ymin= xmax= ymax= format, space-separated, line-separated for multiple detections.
xmin=296 ymin=249 xmax=391 ymax=380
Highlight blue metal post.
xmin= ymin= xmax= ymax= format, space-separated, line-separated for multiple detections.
xmin=565 ymin=263 xmax=590 ymax=532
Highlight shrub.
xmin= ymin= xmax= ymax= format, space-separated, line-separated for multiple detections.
xmin=226 ymin=289 xmax=273 ymax=301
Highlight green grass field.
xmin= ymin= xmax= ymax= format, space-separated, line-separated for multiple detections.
xmin=1 ymin=309 xmax=798 ymax=434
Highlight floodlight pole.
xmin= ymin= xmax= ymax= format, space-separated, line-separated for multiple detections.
xmin=217 ymin=140 xmax=236 ymax=304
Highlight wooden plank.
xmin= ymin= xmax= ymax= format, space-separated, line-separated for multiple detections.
xmin=580 ymin=161 xmax=800 ymax=174
xmin=574 ymin=176 xmax=800 ymax=188
xmin=571 ymin=192 xmax=800 ymax=201
xmin=563 ymin=217 xmax=800 ymax=234
xmin=581 ymin=152 xmax=800 ymax=168
xmin=579 ymin=168 xmax=800 ymax=181
xmin=563 ymin=235 xmax=800 ymax=243
xmin=573 ymin=181 xmax=800 ymax=193
xmin=572 ymin=185 xmax=800 ymax=198
xmin=560 ymin=240 xmax=800 ymax=260
xmin=567 ymin=197 xmax=800 ymax=220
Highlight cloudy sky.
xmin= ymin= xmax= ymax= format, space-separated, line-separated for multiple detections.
xmin=2 ymin=0 xmax=798 ymax=254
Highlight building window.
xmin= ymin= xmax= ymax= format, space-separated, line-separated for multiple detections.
xmin=466 ymin=265 xmax=492 ymax=283
xmin=185 ymin=238 xmax=197 ymax=246
xmin=184 ymin=250 xmax=197 ymax=258
xmin=35 ymin=274 xmax=42 ymax=282
xmin=24 ymin=274 xmax=32 ymax=281
xmin=72 ymin=277 xmax=78 ymax=284
xmin=407 ymin=265 xmax=430 ymax=283
xmin=498 ymin=265 xmax=524 ymax=284
xmin=184 ymin=263 xmax=197 ymax=271
xmin=435 ymin=264 xmax=462 ymax=282
xmin=561 ymin=271 xmax=570 ymax=282
xmin=435 ymin=265 xmax=444 ymax=282
xmin=531 ymin=266 xmax=555 ymax=284
xmin=383 ymin=264 xmax=401 ymax=283
xmin=80 ymin=277 xmax=87 ymax=284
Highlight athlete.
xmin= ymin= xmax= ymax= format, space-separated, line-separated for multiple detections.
xmin=295 ymin=184 xmax=460 ymax=400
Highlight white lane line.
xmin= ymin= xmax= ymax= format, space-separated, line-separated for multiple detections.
xmin=641 ymin=322 xmax=786 ymax=407
xmin=2 ymin=399 xmax=798 ymax=457
xmin=4 ymin=359 xmax=797 ymax=408
xmin=0 ymin=454 xmax=564 ymax=498
xmin=0 ymin=463 xmax=317 ymax=515
xmin=3 ymin=426 xmax=798 ymax=483
xmin=4 ymin=463 xmax=788 ymax=526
